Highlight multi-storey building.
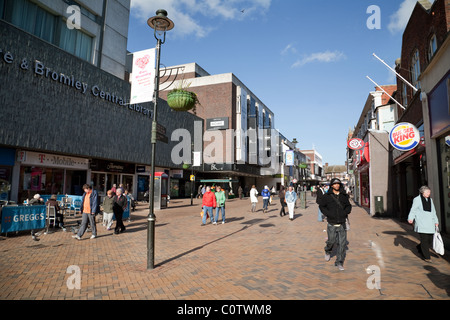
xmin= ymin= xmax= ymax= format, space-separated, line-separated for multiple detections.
xmin=0 ymin=0 xmax=200 ymax=202
xmin=348 ymin=85 xmax=397 ymax=215
xmin=159 ymin=62 xmax=281 ymax=194
xmin=392 ymin=0 xmax=449 ymax=229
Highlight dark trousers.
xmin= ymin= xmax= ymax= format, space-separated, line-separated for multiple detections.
xmin=114 ymin=210 xmax=125 ymax=232
xmin=280 ymin=199 xmax=286 ymax=216
xmin=417 ymin=233 xmax=433 ymax=259
xmin=325 ymin=223 xmax=347 ymax=264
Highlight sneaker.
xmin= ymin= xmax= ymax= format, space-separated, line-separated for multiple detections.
xmin=213 ymin=222 xmax=217 ymax=225
xmin=72 ymin=235 xmax=81 ymax=240
xmin=324 ymin=253 xmax=331 ymax=261
xmin=222 ymin=221 xmax=225 ymax=224
xmin=90 ymin=235 xmax=96 ymax=239
xmin=337 ymin=263 xmax=345 ymax=271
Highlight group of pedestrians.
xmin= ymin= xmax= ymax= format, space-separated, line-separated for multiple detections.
xmin=72 ymin=184 xmax=128 ymax=240
xmin=201 ymin=185 xmax=226 ymax=226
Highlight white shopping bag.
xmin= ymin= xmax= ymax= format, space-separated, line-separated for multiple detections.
xmin=433 ymin=226 xmax=445 ymax=256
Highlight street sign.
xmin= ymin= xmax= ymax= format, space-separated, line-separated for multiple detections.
xmin=389 ymin=122 xmax=420 ymax=151
xmin=347 ymin=138 xmax=365 ymax=150
xmin=156 ymin=123 xmax=168 ymax=144
xmin=190 ymin=175 xmax=195 ymax=181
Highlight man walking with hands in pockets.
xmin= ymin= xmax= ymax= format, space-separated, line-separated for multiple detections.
xmin=318 ymin=178 xmax=352 ymax=271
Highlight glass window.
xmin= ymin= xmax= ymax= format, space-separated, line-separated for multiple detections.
xmin=0 ymin=0 xmax=5 ymax=19
xmin=3 ymin=0 xmax=93 ymax=63
xmin=428 ymin=34 xmax=437 ymax=61
xmin=411 ymin=49 xmax=421 ymax=90
xmin=403 ymin=83 xmax=408 ymax=106
xmin=58 ymin=25 xmax=92 ymax=62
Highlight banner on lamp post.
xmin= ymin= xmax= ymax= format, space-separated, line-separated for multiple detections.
xmin=130 ymin=48 xmax=156 ymax=105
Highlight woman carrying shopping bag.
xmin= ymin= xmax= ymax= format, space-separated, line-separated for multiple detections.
xmin=408 ymin=186 xmax=440 ymax=262
xmin=285 ymin=185 xmax=297 ymax=221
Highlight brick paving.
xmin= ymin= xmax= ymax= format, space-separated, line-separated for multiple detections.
xmin=0 ymin=194 xmax=449 ymax=300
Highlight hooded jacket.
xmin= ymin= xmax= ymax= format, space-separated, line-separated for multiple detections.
xmin=318 ymin=187 xmax=351 ymax=224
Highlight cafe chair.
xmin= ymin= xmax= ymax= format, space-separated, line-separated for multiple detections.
xmin=45 ymin=205 xmax=57 ymax=234
xmin=73 ymin=200 xmax=82 ymax=215
xmin=63 ymin=197 xmax=73 ymax=216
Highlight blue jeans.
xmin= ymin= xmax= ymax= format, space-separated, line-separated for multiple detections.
xmin=215 ymin=206 xmax=225 ymax=223
xmin=202 ymin=206 xmax=214 ymax=224
xmin=263 ymin=198 xmax=269 ymax=210
xmin=318 ymin=208 xmax=324 ymax=221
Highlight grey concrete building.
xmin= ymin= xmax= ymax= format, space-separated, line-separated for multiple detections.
xmin=0 ymin=0 xmax=201 ymax=202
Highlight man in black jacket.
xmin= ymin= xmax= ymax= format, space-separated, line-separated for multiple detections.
xmin=318 ymin=178 xmax=352 ymax=271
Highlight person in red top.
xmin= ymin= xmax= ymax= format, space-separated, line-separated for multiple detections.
xmin=201 ymin=186 xmax=216 ymax=226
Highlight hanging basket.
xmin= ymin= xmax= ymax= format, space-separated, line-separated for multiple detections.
xmin=167 ymin=90 xmax=196 ymax=111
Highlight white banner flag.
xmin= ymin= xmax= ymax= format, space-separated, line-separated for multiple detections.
xmin=130 ymin=48 xmax=156 ymax=105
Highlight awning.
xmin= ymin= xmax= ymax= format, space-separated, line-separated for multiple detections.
xmin=199 ymin=179 xmax=239 ymax=183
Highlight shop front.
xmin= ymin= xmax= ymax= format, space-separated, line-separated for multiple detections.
xmin=0 ymin=147 xmax=15 ymax=201
xmin=89 ymin=159 xmax=135 ymax=197
xmin=16 ymin=150 xmax=89 ymax=203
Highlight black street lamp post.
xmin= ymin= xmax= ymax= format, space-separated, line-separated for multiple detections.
xmin=146 ymin=9 xmax=174 ymax=270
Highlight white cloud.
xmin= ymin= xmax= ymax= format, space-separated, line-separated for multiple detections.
xmin=291 ymin=50 xmax=346 ymax=68
xmin=281 ymin=43 xmax=297 ymax=56
xmin=388 ymin=0 xmax=435 ymax=34
xmin=130 ymin=0 xmax=272 ymax=38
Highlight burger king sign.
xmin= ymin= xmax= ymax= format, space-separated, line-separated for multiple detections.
xmin=389 ymin=122 xmax=420 ymax=151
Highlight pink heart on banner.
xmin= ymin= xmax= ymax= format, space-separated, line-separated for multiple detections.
xmin=135 ymin=55 xmax=150 ymax=69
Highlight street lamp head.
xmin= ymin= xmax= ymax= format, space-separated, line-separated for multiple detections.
xmin=147 ymin=9 xmax=174 ymax=32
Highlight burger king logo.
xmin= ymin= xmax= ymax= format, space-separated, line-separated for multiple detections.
xmin=389 ymin=122 xmax=420 ymax=151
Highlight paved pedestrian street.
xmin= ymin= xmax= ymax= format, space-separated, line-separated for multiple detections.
xmin=0 ymin=195 xmax=449 ymax=302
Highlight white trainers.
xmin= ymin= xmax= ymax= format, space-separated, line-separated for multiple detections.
xmin=72 ymin=235 xmax=81 ymax=240
xmin=90 ymin=235 xmax=96 ymax=239
xmin=324 ymin=253 xmax=331 ymax=261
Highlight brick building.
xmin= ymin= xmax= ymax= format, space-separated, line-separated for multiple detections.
xmin=159 ymin=63 xmax=281 ymax=194
xmin=391 ymin=0 xmax=450 ymax=227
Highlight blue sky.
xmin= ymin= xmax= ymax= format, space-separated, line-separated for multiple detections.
xmin=127 ymin=0 xmax=428 ymax=165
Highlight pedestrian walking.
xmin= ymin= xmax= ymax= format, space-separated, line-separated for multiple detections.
xmin=249 ymin=185 xmax=258 ymax=212
xmin=319 ymin=178 xmax=352 ymax=271
xmin=73 ymin=184 xmax=99 ymax=240
xmin=102 ymin=190 xmax=115 ymax=230
xmin=113 ymin=188 xmax=127 ymax=234
xmin=214 ymin=186 xmax=226 ymax=224
xmin=238 ymin=186 xmax=243 ymax=199
xmin=316 ymin=184 xmax=326 ymax=222
xmin=285 ymin=185 xmax=297 ymax=221
xmin=408 ymin=186 xmax=439 ymax=262
xmin=261 ymin=185 xmax=270 ymax=213
xmin=197 ymin=185 xmax=203 ymax=199
xmin=201 ymin=186 xmax=216 ymax=225
xmin=279 ymin=185 xmax=286 ymax=217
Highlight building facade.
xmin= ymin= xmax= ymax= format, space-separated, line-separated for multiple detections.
xmin=0 ymin=0 xmax=201 ymax=203
xmin=349 ymin=86 xmax=397 ymax=215
xmin=392 ymin=0 xmax=449 ymax=228
xmin=159 ymin=63 xmax=281 ymax=194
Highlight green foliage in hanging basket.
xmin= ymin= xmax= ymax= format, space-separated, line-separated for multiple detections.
xmin=167 ymin=90 xmax=198 ymax=111
xmin=166 ymin=80 xmax=200 ymax=112
xmin=182 ymin=163 xmax=191 ymax=169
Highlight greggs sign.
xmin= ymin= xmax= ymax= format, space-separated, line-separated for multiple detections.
xmin=389 ymin=122 xmax=420 ymax=151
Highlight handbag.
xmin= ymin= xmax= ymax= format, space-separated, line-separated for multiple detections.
xmin=433 ymin=226 xmax=445 ymax=255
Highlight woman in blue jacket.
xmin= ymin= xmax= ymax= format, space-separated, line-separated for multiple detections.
xmin=261 ymin=186 xmax=271 ymax=213
xmin=408 ymin=186 xmax=439 ymax=262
